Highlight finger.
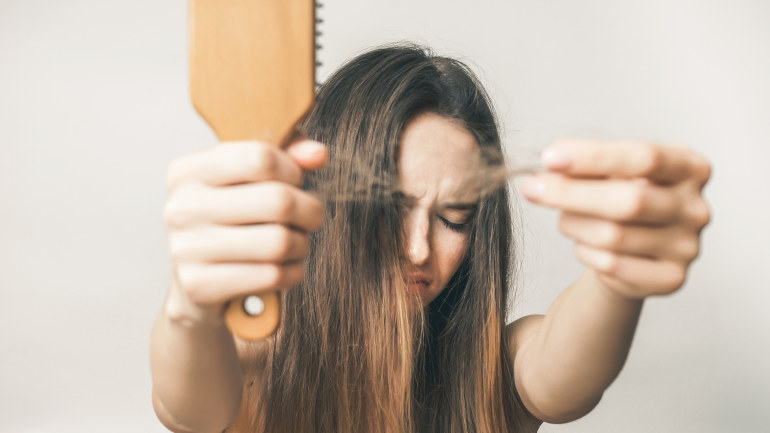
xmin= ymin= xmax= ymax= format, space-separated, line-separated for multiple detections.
xmin=170 ymin=225 xmax=310 ymax=264
xmin=680 ymin=194 xmax=712 ymax=230
xmin=177 ymin=262 xmax=306 ymax=306
xmin=522 ymin=174 xmax=679 ymax=224
xmin=285 ymin=139 xmax=328 ymax=171
xmin=559 ymin=213 xmax=700 ymax=262
xmin=166 ymin=141 xmax=304 ymax=191
xmin=164 ymin=181 xmax=324 ymax=232
xmin=542 ymin=140 xmax=711 ymax=186
xmin=574 ymin=244 xmax=687 ymax=297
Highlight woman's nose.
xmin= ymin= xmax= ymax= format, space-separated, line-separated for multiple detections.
xmin=406 ymin=210 xmax=431 ymax=266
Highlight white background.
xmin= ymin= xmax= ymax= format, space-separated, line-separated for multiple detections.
xmin=1 ymin=0 xmax=768 ymax=431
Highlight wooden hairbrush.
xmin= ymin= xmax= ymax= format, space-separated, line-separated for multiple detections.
xmin=189 ymin=0 xmax=317 ymax=340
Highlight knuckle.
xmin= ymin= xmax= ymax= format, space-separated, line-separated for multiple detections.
xmin=163 ymin=197 xmax=192 ymax=229
xmin=693 ymin=153 xmax=712 ymax=185
xmin=270 ymin=186 xmax=297 ymax=222
xmin=591 ymin=250 xmax=619 ymax=274
xmin=177 ymin=265 xmax=209 ymax=303
xmin=168 ymin=235 xmax=190 ymax=262
xmin=262 ymin=263 xmax=306 ymax=290
xmin=601 ymin=223 xmax=625 ymax=249
xmin=638 ymin=144 xmax=662 ymax=176
xmin=677 ymin=236 xmax=700 ymax=262
xmin=261 ymin=264 xmax=284 ymax=288
xmin=685 ymin=199 xmax=711 ymax=228
xmin=619 ymin=184 xmax=646 ymax=220
xmin=695 ymin=202 xmax=711 ymax=228
xmin=660 ymin=266 xmax=687 ymax=295
xmin=268 ymin=227 xmax=294 ymax=259
xmin=249 ymin=145 xmax=278 ymax=177
xmin=602 ymin=254 xmax=620 ymax=274
xmin=165 ymin=151 xmax=202 ymax=192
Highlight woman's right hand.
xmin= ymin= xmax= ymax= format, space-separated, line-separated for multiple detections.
xmin=162 ymin=139 xmax=327 ymax=326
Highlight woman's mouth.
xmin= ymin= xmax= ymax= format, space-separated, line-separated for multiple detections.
xmin=406 ymin=273 xmax=433 ymax=292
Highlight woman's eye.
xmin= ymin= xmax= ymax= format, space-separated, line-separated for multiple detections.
xmin=438 ymin=216 xmax=470 ymax=232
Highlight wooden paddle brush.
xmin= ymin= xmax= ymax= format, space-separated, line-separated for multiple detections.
xmin=189 ymin=0 xmax=317 ymax=340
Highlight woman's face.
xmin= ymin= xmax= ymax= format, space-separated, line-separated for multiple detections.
xmin=398 ymin=112 xmax=481 ymax=306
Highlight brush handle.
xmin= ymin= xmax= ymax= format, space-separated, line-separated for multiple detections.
xmin=224 ymin=293 xmax=281 ymax=340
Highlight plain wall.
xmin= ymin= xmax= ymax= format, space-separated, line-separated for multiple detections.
xmin=1 ymin=0 xmax=768 ymax=431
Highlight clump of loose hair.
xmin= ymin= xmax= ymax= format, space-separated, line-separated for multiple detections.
xmin=236 ymin=44 xmax=533 ymax=433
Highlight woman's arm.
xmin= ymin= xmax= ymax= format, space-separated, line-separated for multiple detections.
xmin=508 ymin=272 xmax=642 ymax=423
xmin=509 ymin=140 xmax=711 ymax=423
xmin=151 ymin=279 xmax=245 ymax=433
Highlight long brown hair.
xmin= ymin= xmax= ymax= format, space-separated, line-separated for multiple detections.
xmin=239 ymin=44 xmax=528 ymax=433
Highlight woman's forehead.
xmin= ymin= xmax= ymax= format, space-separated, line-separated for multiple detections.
xmin=398 ymin=113 xmax=482 ymax=204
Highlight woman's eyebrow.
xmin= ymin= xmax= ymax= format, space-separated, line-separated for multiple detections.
xmin=396 ymin=192 xmax=477 ymax=211
xmin=442 ymin=202 xmax=478 ymax=211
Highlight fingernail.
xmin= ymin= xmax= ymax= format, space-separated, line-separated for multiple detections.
xmin=542 ymin=147 xmax=572 ymax=170
xmin=521 ymin=177 xmax=545 ymax=200
xmin=290 ymin=140 xmax=326 ymax=159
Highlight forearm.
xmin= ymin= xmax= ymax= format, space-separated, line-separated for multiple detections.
xmin=516 ymin=270 xmax=643 ymax=422
xmin=150 ymin=281 xmax=244 ymax=433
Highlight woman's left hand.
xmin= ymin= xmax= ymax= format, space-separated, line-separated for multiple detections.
xmin=521 ymin=140 xmax=712 ymax=299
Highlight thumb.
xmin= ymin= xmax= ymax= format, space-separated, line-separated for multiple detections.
xmin=285 ymin=139 xmax=328 ymax=171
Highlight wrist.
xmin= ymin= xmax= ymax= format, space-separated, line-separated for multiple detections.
xmin=165 ymin=278 xmax=228 ymax=329
xmin=581 ymin=270 xmax=645 ymax=308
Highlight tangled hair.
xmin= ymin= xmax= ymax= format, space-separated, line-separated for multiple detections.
xmin=236 ymin=44 xmax=531 ymax=433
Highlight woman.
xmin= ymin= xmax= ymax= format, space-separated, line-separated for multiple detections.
xmin=151 ymin=45 xmax=711 ymax=433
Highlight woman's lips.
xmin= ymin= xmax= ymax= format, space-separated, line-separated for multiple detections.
xmin=406 ymin=273 xmax=433 ymax=292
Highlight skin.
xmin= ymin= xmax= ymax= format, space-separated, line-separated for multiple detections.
xmin=151 ymin=114 xmax=711 ymax=430
xmin=398 ymin=112 xmax=481 ymax=306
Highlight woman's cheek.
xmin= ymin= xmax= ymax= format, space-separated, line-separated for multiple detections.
xmin=436 ymin=230 xmax=470 ymax=277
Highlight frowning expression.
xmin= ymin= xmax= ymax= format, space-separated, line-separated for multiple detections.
xmin=398 ymin=112 xmax=481 ymax=306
